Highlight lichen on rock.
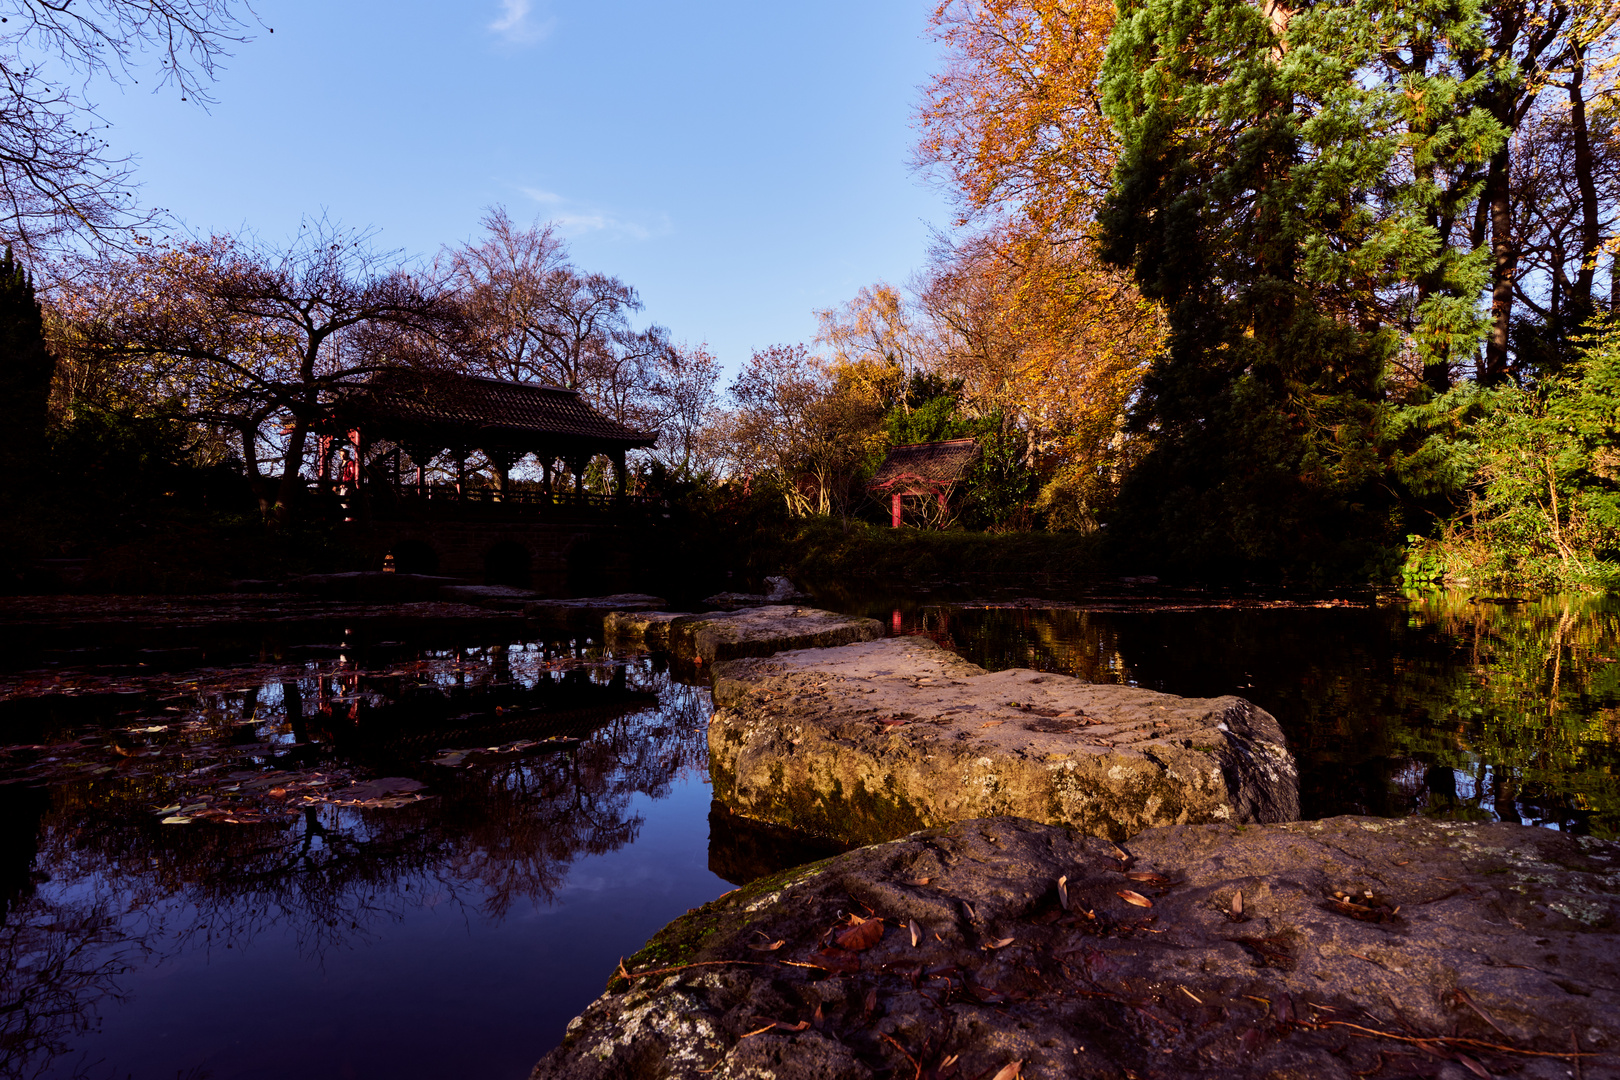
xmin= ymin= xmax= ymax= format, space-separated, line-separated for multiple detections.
xmin=532 ymin=815 xmax=1620 ymax=1080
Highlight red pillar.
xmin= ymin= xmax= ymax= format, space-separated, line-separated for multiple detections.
xmin=891 ymin=492 xmax=902 ymax=528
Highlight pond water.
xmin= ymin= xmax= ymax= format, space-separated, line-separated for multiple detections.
xmin=1 ymin=589 xmax=1618 ymax=1078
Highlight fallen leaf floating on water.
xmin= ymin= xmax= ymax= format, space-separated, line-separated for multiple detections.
xmin=990 ymin=1061 xmax=1023 ymax=1080
xmin=1118 ymin=890 xmax=1153 ymax=908
xmin=909 ymin=919 xmax=922 ymax=948
xmin=985 ymin=937 xmax=1015 ymax=949
xmin=835 ymin=917 xmax=884 ymax=952
xmin=1057 ymin=874 xmax=1070 ymax=911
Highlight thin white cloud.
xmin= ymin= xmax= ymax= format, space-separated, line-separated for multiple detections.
xmin=489 ymin=0 xmax=554 ymax=45
xmin=517 ymin=186 xmax=667 ymax=242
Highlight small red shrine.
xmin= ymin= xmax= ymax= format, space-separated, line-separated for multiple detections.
xmin=868 ymin=438 xmax=981 ymax=527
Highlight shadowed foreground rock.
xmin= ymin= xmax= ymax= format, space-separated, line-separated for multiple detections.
xmin=532 ymin=815 xmax=1620 ymax=1080
xmin=709 ymin=638 xmax=1297 ymax=847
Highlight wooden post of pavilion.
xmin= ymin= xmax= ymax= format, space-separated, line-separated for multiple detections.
xmin=487 ymin=447 xmax=515 ymax=502
xmin=610 ymin=450 xmax=628 ymax=501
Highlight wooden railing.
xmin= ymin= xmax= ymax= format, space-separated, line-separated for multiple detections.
xmin=398 ymin=484 xmax=653 ymax=509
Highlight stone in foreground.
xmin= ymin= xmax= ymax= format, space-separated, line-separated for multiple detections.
xmin=667 ymin=605 xmax=883 ymax=664
xmin=709 ymin=637 xmax=1297 ymax=846
xmin=532 ymin=815 xmax=1620 ymax=1080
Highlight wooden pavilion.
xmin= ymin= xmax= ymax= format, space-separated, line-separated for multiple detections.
xmin=330 ymin=369 xmax=656 ymax=508
xmin=868 ymin=437 xmax=981 ymax=527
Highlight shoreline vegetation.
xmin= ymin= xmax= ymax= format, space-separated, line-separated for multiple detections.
xmin=1 ymin=4 xmax=1617 ymax=598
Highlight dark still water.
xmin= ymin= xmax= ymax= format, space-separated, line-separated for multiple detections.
xmin=3 ymin=590 xmax=1619 ymax=1078
xmin=0 ymin=641 xmax=755 ymax=1080
xmin=857 ymin=590 xmax=1620 ymax=839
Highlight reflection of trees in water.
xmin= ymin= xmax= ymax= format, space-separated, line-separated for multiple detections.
xmin=903 ymin=599 xmax=1620 ymax=836
xmin=0 ymin=889 xmax=137 ymax=1080
xmin=0 ymin=658 xmax=711 ymax=1080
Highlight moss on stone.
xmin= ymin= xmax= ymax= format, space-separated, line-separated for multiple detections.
xmin=607 ymin=858 xmax=834 ymax=992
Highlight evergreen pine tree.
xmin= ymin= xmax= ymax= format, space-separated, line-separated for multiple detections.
xmin=1097 ymin=0 xmax=1504 ymax=576
xmin=0 ymin=246 xmax=56 ymax=499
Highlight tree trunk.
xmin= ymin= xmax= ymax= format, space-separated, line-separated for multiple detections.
xmin=239 ymin=419 xmax=272 ymax=518
xmin=1567 ymin=44 xmax=1601 ymax=323
xmin=1481 ymin=142 xmax=1516 ymax=386
xmin=274 ymin=411 xmax=311 ymax=526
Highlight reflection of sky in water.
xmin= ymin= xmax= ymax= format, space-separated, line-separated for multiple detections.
xmin=0 ymin=646 xmax=727 ymax=1080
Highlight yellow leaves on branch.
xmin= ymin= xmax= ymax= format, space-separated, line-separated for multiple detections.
xmin=918 ymin=0 xmax=1120 ymax=232
xmin=920 ymin=223 xmax=1163 ymax=468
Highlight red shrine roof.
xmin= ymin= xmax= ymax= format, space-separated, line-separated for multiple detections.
xmin=869 ymin=438 xmax=981 ymax=493
xmin=341 ymin=370 xmax=655 ymax=452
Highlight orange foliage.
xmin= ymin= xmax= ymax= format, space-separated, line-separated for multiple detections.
xmin=917 ymin=0 xmax=1119 ymax=232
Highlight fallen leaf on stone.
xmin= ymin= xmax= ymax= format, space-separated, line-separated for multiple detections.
xmin=990 ymin=1060 xmax=1022 ymax=1080
xmin=1057 ymin=874 xmax=1070 ymax=910
xmin=1455 ymin=1054 xmax=1490 ymax=1079
xmin=906 ymin=877 xmax=930 ymax=886
xmin=1126 ymin=871 xmax=1174 ymax=886
xmin=979 ymin=720 xmax=1005 ymax=728
xmin=1231 ymin=890 xmax=1244 ymax=919
xmin=812 ymin=948 xmax=862 ymax=974
xmin=1118 ymin=890 xmax=1153 ymax=907
xmin=835 ymin=917 xmax=884 ymax=951
xmin=747 ymin=938 xmax=785 ymax=951
xmin=985 ymin=937 xmax=1015 ymax=949
xmin=909 ymin=919 xmax=922 ymax=947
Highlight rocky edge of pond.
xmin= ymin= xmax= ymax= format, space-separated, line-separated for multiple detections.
xmin=707 ymin=636 xmax=1298 ymax=848
xmin=532 ymin=814 xmax=1620 ymax=1080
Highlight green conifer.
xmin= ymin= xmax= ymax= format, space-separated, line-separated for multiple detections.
xmin=0 ymin=246 xmax=56 ymax=497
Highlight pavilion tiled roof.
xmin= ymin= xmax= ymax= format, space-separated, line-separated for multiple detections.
xmin=343 ymin=370 xmax=655 ymax=452
xmin=869 ymin=438 xmax=981 ymax=492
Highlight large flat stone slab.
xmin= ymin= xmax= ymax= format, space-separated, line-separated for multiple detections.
xmin=532 ymin=815 xmax=1620 ymax=1080
xmin=709 ymin=637 xmax=1297 ymax=846
xmin=604 ymin=610 xmax=690 ymax=650
xmin=667 ymin=606 xmax=883 ymax=664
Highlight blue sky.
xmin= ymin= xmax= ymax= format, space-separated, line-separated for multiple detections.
xmin=89 ymin=0 xmax=956 ymax=375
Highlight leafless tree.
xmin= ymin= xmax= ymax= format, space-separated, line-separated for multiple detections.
xmin=58 ymin=220 xmax=466 ymax=521
xmin=445 ymin=206 xmax=672 ymax=429
xmin=0 ymin=0 xmax=257 ymax=252
xmin=646 ymin=341 xmax=723 ymax=477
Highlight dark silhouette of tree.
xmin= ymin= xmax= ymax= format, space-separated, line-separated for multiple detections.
xmin=0 ymin=245 xmax=53 ymax=502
